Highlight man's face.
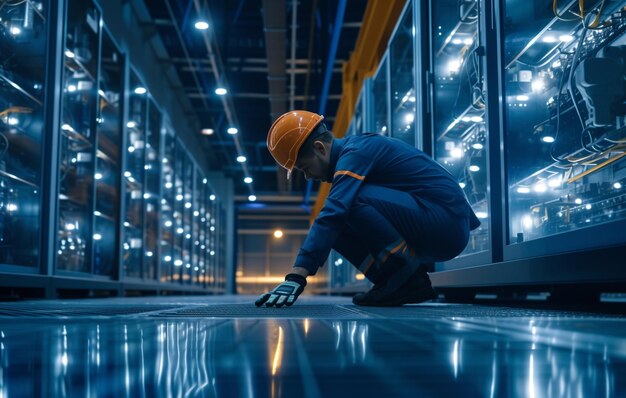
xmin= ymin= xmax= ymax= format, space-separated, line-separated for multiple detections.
xmin=294 ymin=140 xmax=332 ymax=182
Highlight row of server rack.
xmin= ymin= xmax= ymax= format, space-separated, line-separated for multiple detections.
xmin=329 ymin=0 xmax=626 ymax=299
xmin=0 ymin=0 xmax=229 ymax=295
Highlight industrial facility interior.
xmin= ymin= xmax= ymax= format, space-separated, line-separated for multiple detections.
xmin=1 ymin=0 xmax=626 ymax=396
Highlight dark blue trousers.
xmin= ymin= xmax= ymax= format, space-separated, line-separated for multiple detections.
xmin=332 ymin=185 xmax=470 ymax=283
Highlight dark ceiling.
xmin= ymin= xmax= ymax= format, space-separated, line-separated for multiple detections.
xmin=141 ymin=0 xmax=368 ymax=198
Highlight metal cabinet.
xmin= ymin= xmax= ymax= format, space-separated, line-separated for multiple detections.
xmin=93 ymin=28 xmax=123 ymax=277
xmin=501 ymin=0 xmax=626 ymax=259
xmin=390 ymin=2 xmax=417 ymax=146
xmin=429 ymin=0 xmax=491 ymax=261
xmin=0 ymin=0 xmax=49 ymax=268
xmin=56 ymin=0 xmax=101 ymax=273
xmin=122 ymin=69 xmax=147 ymax=278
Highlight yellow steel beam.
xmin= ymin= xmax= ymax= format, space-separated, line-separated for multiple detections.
xmin=311 ymin=0 xmax=407 ymax=222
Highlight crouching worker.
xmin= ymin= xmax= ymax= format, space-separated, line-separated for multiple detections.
xmin=255 ymin=110 xmax=480 ymax=307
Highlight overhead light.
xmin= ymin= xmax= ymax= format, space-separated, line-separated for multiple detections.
xmin=215 ymin=87 xmax=227 ymax=95
xmin=273 ymin=229 xmax=284 ymax=239
xmin=237 ymin=156 xmax=247 ymax=163
xmin=134 ymin=87 xmax=147 ymax=95
xmin=227 ymin=127 xmax=238 ymax=135
xmin=548 ymin=176 xmax=562 ymax=188
xmin=452 ymin=38 xmax=462 ymax=45
xmin=404 ymin=113 xmax=415 ymax=124
xmin=127 ymin=121 xmax=137 ymax=128
xmin=517 ymin=187 xmax=530 ymax=194
xmin=469 ymin=165 xmax=480 ymax=172
xmin=575 ymin=198 xmax=583 ymax=205
xmin=94 ymin=173 xmax=103 ymax=180
xmin=533 ymin=182 xmax=547 ymax=193
xmin=10 ymin=26 xmax=21 ymax=35
xmin=542 ymin=35 xmax=557 ymax=43
xmin=248 ymin=195 xmax=257 ymax=202
xmin=531 ymin=78 xmax=545 ymax=92
xmin=201 ymin=128 xmax=214 ymax=135
xmin=65 ymin=50 xmax=75 ymax=58
xmin=209 ymin=194 xmax=216 ymax=201
xmin=476 ymin=212 xmax=488 ymax=219
xmin=542 ymin=136 xmax=555 ymax=143
xmin=67 ymin=84 xmax=77 ymax=93
xmin=450 ymin=148 xmax=464 ymax=158
xmin=614 ymin=182 xmax=622 ymax=189
xmin=472 ymin=143 xmax=484 ymax=150
xmin=195 ymin=21 xmax=209 ymax=30
xmin=244 ymin=177 xmax=253 ymax=184
xmin=93 ymin=233 xmax=102 ymax=240
xmin=559 ymin=34 xmax=574 ymax=42
xmin=459 ymin=182 xmax=466 ymax=189
xmin=516 ymin=95 xmax=529 ymax=101
xmin=470 ymin=116 xmax=483 ymax=122
xmin=448 ymin=59 xmax=461 ymax=74
xmin=463 ymin=38 xmax=473 ymax=45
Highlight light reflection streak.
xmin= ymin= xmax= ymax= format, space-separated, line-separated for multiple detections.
xmin=272 ymin=326 xmax=284 ymax=376
xmin=528 ymin=353 xmax=536 ymax=398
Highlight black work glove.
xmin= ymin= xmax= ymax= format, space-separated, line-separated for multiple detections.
xmin=255 ymin=273 xmax=307 ymax=307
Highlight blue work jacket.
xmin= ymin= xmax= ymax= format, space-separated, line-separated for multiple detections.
xmin=295 ymin=133 xmax=480 ymax=275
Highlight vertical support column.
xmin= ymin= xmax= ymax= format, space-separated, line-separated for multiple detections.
xmin=41 ymin=0 xmax=66 ymax=297
xmin=482 ymin=0 xmax=504 ymax=262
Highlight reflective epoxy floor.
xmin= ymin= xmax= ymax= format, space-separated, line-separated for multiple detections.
xmin=1 ymin=295 xmax=626 ymax=397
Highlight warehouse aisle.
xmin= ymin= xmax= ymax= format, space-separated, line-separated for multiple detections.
xmin=0 ymin=295 xmax=625 ymax=397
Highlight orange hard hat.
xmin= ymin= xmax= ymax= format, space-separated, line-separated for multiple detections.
xmin=266 ymin=110 xmax=324 ymax=179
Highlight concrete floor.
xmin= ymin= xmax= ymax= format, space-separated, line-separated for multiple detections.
xmin=0 ymin=294 xmax=625 ymax=397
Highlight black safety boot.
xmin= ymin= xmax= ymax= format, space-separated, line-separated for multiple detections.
xmin=352 ymin=263 xmax=437 ymax=307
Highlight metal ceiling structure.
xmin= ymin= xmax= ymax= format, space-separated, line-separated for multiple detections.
xmin=140 ymin=0 xmax=368 ymax=198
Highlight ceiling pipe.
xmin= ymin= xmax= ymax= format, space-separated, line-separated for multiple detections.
xmin=289 ymin=0 xmax=298 ymax=110
xmin=302 ymin=0 xmax=318 ymax=111
xmin=303 ymin=0 xmax=347 ymax=209
xmin=261 ymin=0 xmax=289 ymax=193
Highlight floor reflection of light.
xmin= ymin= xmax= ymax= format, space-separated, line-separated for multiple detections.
xmin=452 ymin=339 xmax=459 ymax=379
xmin=528 ymin=354 xmax=536 ymax=398
xmin=304 ymin=319 xmax=310 ymax=336
xmin=360 ymin=327 xmax=367 ymax=362
xmin=272 ymin=326 xmax=284 ymax=376
xmin=334 ymin=322 xmax=342 ymax=351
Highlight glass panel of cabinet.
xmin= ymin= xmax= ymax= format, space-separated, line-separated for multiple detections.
xmin=160 ymin=124 xmax=175 ymax=282
xmin=389 ymin=3 xmax=416 ymax=146
xmin=57 ymin=0 xmax=101 ymax=272
xmin=372 ymin=54 xmax=389 ymax=135
xmin=0 ymin=0 xmax=48 ymax=267
xmin=93 ymin=29 xmax=123 ymax=276
xmin=430 ymin=0 xmax=490 ymax=257
xmin=182 ymin=149 xmax=193 ymax=283
xmin=143 ymin=99 xmax=161 ymax=279
xmin=502 ymin=0 xmax=626 ymax=245
xmin=123 ymin=70 xmax=146 ymax=278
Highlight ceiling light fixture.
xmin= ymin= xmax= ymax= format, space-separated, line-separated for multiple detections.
xmin=215 ymin=87 xmax=227 ymax=95
xmin=201 ymin=128 xmax=214 ymax=136
xmin=244 ymin=177 xmax=253 ymax=184
xmin=237 ymin=156 xmax=247 ymax=163
xmin=195 ymin=21 xmax=209 ymax=30
xmin=227 ymin=127 xmax=238 ymax=135
xmin=134 ymin=87 xmax=147 ymax=95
